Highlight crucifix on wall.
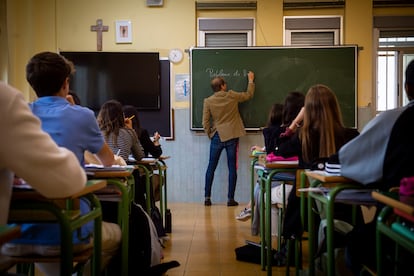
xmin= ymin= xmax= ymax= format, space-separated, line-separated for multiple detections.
xmin=90 ymin=19 xmax=108 ymax=51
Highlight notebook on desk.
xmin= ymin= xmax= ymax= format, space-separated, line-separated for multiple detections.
xmin=84 ymin=164 xmax=134 ymax=171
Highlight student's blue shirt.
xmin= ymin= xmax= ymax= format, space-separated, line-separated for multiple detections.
xmin=29 ymin=96 xmax=104 ymax=166
xmin=10 ymin=96 xmax=105 ymax=246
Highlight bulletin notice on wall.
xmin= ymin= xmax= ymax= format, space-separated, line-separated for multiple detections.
xmin=175 ymin=74 xmax=190 ymax=102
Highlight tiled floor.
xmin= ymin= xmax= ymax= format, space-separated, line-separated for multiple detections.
xmin=10 ymin=202 xmax=308 ymax=276
xmin=161 ymin=202 xmax=308 ymax=276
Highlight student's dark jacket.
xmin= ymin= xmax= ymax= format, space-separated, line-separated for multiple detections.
xmin=137 ymin=128 xmax=162 ymax=158
xmin=262 ymin=124 xmax=285 ymax=155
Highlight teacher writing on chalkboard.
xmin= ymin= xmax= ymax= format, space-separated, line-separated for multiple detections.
xmin=203 ymin=71 xmax=255 ymax=207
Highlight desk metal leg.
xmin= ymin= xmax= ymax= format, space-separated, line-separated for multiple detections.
xmin=158 ymin=160 xmax=168 ymax=225
xmin=326 ymin=193 xmax=336 ymax=276
xmin=86 ymin=194 xmax=103 ymax=276
xmin=160 ymin=171 xmax=165 ymax=222
xmin=308 ymin=183 xmax=316 ymax=276
xmin=107 ymin=178 xmax=130 ymax=276
xmin=296 ymin=171 xmax=307 ymax=275
xmin=137 ymin=165 xmax=152 ymax=213
xmin=251 ymin=157 xmax=258 ymax=226
xmin=259 ymin=174 xmax=266 ymax=271
xmin=162 ymin=161 xmax=168 ymax=214
xmin=265 ymin=173 xmax=273 ymax=276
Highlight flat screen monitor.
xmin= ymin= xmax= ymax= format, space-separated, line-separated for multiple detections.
xmin=60 ymin=51 xmax=161 ymax=112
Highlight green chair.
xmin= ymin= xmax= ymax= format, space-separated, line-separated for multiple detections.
xmin=90 ymin=168 xmax=135 ymax=276
xmin=4 ymin=180 xmax=105 ymax=276
xmin=256 ymin=162 xmax=298 ymax=275
xmin=375 ymin=193 xmax=414 ymax=276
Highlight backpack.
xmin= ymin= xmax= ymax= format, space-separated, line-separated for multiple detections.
xmin=129 ymin=203 xmax=180 ymax=275
xmin=151 ymin=205 xmax=166 ymax=238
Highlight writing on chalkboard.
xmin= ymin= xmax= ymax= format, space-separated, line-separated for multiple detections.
xmin=190 ymin=46 xmax=357 ymax=131
xmin=206 ymin=68 xmax=250 ymax=78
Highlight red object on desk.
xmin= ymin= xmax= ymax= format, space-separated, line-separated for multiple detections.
xmin=265 ymin=153 xmax=298 ymax=163
xmin=395 ymin=176 xmax=414 ymax=222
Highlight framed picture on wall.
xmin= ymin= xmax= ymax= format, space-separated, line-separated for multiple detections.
xmin=115 ymin=20 xmax=132 ymax=43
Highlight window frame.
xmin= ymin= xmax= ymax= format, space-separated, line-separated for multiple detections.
xmin=197 ymin=17 xmax=255 ymax=47
xmin=283 ymin=15 xmax=343 ymax=46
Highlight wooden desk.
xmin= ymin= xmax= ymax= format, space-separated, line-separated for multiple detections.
xmin=256 ymin=161 xmax=298 ymax=275
xmin=304 ymin=171 xmax=366 ymax=276
xmin=8 ymin=179 xmax=106 ymax=276
xmin=85 ymin=167 xmax=134 ymax=276
xmin=372 ymin=191 xmax=414 ymax=216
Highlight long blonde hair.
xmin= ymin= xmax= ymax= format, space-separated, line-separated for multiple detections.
xmin=300 ymin=84 xmax=345 ymax=163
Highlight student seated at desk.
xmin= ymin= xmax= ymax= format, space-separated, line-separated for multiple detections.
xmin=337 ymin=60 xmax=414 ymax=274
xmin=122 ymin=105 xmax=163 ymax=202
xmin=0 ymin=81 xmax=86 ymax=227
xmin=97 ymin=100 xmax=148 ymax=208
xmin=97 ymin=100 xmax=145 ymax=162
xmin=275 ymin=84 xmax=360 ymax=263
xmin=122 ymin=105 xmax=163 ymax=159
xmin=240 ymin=103 xmax=284 ymax=222
xmin=237 ymin=92 xmax=304 ymax=237
xmin=2 ymin=52 xmax=122 ymax=276
xmin=241 ymin=103 xmax=283 ymax=219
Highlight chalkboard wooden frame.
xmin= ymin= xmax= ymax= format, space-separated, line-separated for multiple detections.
xmin=190 ymin=46 xmax=357 ymax=131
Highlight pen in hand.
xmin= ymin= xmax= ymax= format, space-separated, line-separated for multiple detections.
xmin=116 ymin=149 xmax=121 ymax=156
xmin=124 ymin=115 xmax=134 ymax=129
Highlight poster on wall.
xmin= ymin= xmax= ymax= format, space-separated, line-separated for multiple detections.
xmin=175 ymin=74 xmax=190 ymax=102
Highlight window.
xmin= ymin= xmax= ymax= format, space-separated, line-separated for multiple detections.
xmin=284 ymin=16 xmax=342 ymax=46
xmin=374 ymin=16 xmax=414 ymax=112
xmin=198 ymin=18 xmax=255 ymax=47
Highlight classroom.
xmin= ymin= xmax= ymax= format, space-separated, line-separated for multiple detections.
xmin=1 ymin=0 xmax=414 ymax=275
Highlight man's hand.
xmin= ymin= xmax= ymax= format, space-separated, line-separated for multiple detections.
xmin=248 ymin=71 xmax=255 ymax=83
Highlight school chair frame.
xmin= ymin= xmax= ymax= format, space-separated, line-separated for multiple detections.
xmin=306 ymin=172 xmax=367 ymax=276
xmin=375 ymin=197 xmax=414 ymax=275
xmin=135 ymin=162 xmax=155 ymax=214
xmin=87 ymin=167 xmax=135 ymax=276
xmin=7 ymin=184 xmax=104 ymax=276
xmin=98 ymin=174 xmax=134 ymax=276
xmin=156 ymin=156 xmax=170 ymax=231
xmin=256 ymin=163 xmax=297 ymax=276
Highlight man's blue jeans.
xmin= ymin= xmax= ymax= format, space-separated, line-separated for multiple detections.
xmin=205 ymin=132 xmax=239 ymax=200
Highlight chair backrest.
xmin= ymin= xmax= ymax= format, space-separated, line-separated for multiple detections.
xmin=295 ymin=169 xmax=308 ymax=197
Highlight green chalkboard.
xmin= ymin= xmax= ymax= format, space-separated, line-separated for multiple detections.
xmin=190 ymin=46 xmax=357 ymax=130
